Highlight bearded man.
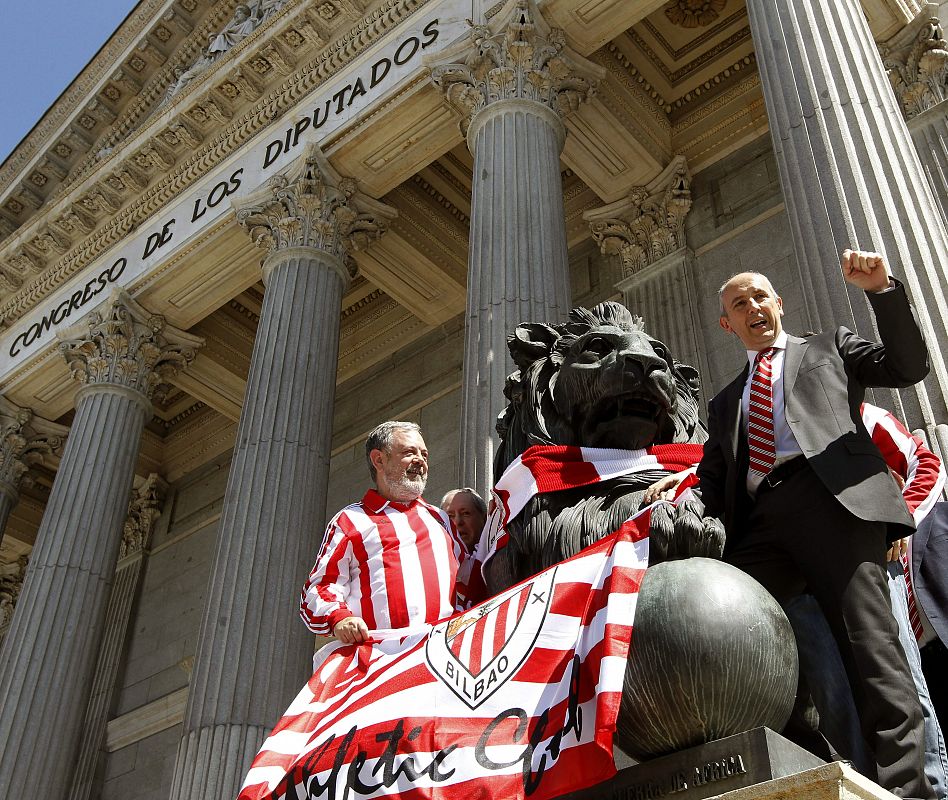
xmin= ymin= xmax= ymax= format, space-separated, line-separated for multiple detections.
xmin=301 ymin=421 xmax=467 ymax=644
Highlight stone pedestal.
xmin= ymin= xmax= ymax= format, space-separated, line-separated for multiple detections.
xmin=0 ymin=293 xmax=200 ymax=798
xmin=560 ymin=728 xmax=825 ymax=800
xmin=746 ymin=0 xmax=948 ymax=433
xmin=168 ymin=147 xmax=395 ymax=800
xmin=431 ymin=0 xmax=602 ymax=494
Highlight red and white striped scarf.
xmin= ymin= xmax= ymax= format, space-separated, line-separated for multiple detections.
xmin=476 ymin=444 xmax=703 ymax=572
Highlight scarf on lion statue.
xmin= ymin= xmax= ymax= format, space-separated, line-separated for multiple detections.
xmin=455 ymin=443 xmax=703 ymax=606
xmin=237 ymin=446 xmax=700 ymax=800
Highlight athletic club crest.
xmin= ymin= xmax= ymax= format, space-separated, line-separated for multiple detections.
xmin=426 ymin=568 xmax=556 ymax=708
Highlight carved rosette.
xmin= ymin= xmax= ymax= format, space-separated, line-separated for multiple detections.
xmin=0 ymin=554 xmax=29 ymax=632
xmin=0 ymin=397 xmax=67 ymax=494
xmin=120 ymin=473 xmax=168 ymax=559
xmin=57 ymin=291 xmax=204 ymax=405
xmin=235 ymin=145 xmax=396 ymax=278
xmin=584 ymin=156 xmax=693 ymax=277
xmin=883 ymin=15 xmax=948 ymax=119
xmin=429 ymin=0 xmax=603 ymax=136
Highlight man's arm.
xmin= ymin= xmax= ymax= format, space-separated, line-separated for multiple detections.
xmin=840 ymin=250 xmax=929 ymax=387
xmin=299 ymin=517 xmax=360 ymax=638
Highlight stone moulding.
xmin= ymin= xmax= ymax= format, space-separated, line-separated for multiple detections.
xmin=0 ymin=0 xmax=425 ymax=330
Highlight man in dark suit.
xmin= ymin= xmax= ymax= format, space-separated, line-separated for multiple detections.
xmin=696 ymin=250 xmax=934 ymax=800
xmin=912 ymin=501 xmax=948 ymax=731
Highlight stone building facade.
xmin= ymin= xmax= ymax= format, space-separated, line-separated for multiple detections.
xmin=0 ymin=0 xmax=946 ymax=797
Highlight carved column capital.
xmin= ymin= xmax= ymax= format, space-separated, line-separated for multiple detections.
xmin=235 ymin=145 xmax=396 ymax=283
xmin=882 ymin=11 xmax=948 ymax=120
xmin=584 ymin=155 xmax=693 ymax=277
xmin=429 ymin=0 xmax=604 ymax=139
xmin=120 ymin=473 xmax=168 ymax=559
xmin=0 ymin=397 xmax=67 ymax=495
xmin=57 ymin=290 xmax=204 ymax=410
xmin=0 ymin=554 xmax=29 ymax=634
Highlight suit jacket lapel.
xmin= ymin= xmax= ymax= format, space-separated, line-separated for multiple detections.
xmin=783 ymin=335 xmax=808 ymax=398
xmin=725 ymin=365 xmax=747 ymax=462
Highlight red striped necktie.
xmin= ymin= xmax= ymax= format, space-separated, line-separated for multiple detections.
xmin=901 ymin=552 xmax=925 ymax=642
xmin=748 ymin=347 xmax=777 ymax=477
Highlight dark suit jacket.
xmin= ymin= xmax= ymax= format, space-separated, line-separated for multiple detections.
xmin=913 ymin=501 xmax=948 ymax=646
xmin=697 ymin=281 xmax=929 ymax=548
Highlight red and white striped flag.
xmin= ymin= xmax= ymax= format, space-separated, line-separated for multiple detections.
xmin=237 ymin=512 xmax=655 ymax=800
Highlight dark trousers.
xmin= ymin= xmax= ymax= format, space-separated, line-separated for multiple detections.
xmin=725 ymin=464 xmax=934 ymax=800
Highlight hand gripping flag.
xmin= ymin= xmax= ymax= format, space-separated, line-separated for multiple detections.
xmin=238 ymin=508 xmax=659 ymax=800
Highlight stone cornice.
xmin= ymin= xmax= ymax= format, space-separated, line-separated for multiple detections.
xmin=0 ymin=0 xmax=425 ymax=327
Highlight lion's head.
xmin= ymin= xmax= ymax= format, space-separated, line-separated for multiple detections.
xmin=495 ymin=301 xmax=706 ymax=478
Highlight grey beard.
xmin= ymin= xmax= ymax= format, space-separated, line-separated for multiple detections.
xmin=389 ymin=472 xmax=426 ymax=503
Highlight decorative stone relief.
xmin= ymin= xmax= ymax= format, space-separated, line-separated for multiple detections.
xmin=58 ymin=291 xmax=203 ymax=403
xmin=120 ymin=473 xmax=168 ymax=559
xmin=883 ymin=14 xmax=948 ymax=119
xmin=429 ymin=0 xmax=602 ymax=136
xmin=584 ymin=155 xmax=693 ymax=277
xmin=665 ymin=0 xmax=727 ymax=28
xmin=0 ymin=397 xmax=67 ymax=494
xmin=0 ymin=554 xmax=29 ymax=633
xmin=235 ymin=145 xmax=396 ymax=271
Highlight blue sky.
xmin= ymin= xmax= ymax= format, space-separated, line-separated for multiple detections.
xmin=1 ymin=0 xmax=139 ymax=165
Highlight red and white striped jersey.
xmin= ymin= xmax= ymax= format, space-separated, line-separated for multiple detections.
xmin=300 ymin=489 xmax=466 ymax=636
xmin=861 ymin=402 xmax=946 ymax=523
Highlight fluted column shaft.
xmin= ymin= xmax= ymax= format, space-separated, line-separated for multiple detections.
xmin=0 ymin=292 xmax=198 ymax=798
xmin=746 ymin=0 xmax=948 ymax=434
xmin=69 ymin=476 xmax=165 ymax=800
xmin=431 ymin=0 xmax=603 ymax=494
xmin=0 ymin=387 xmax=147 ymax=796
xmin=170 ymin=252 xmax=345 ymax=800
xmin=169 ymin=146 xmax=395 ymax=800
xmin=462 ymin=99 xmax=572 ymax=493
xmin=908 ymin=103 xmax=948 ymax=225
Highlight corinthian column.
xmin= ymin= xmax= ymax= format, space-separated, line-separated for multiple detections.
xmin=69 ymin=474 xmax=167 ymax=800
xmin=745 ymin=0 xmax=948 ymax=444
xmin=0 ymin=395 xmax=67 ymax=538
xmin=0 ymin=292 xmax=201 ymax=798
xmin=430 ymin=0 xmax=603 ymax=494
xmin=169 ymin=146 xmax=395 ymax=800
xmin=584 ymin=156 xmax=708 ymax=402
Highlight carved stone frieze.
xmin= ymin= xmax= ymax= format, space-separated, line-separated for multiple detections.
xmin=235 ymin=145 xmax=396 ymax=273
xmin=0 ymin=397 xmax=67 ymax=494
xmin=120 ymin=473 xmax=168 ymax=559
xmin=58 ymin=290 xmax=203 ymax=403
xmin=429 ymin=0 xmax=603 ymax=136
xmin=882 ymin=13 xmax=948 ymax=119
xmin=0 ymin=554 xmax=29 ymax=633
xmin=584 ymin=155 xmax=693 ymax=277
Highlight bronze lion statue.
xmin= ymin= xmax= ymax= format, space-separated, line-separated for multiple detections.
xmin=484 ymin=300 xmax=725 ymax=592
xmin=486 ymin=301 xmax=797 ymax=762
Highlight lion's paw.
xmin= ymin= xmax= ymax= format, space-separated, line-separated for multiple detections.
xmin=646 ymin=497 xmax=725 ymax=564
